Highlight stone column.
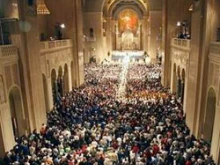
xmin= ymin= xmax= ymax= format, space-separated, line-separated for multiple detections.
xmin=72 ymin=0 xmax=84 ymax=86
xmin=106 ymin=17 xmax=112 ymax=54
xmin=17 ymin=0 xmax=47 ymax=131
xmin=183 ymin=66 xmax=188 ymax=112
xmin=197 ymin=0 xmax=220 ymax=162
xmin=0 ymin=113 xmax=6 ymax=157
xmin=115 ymin=22 xmax=119 ymax=50
xmin=84 ymin=11 xmax=104 ymax=63
xmin=161 ymin=0 xmax=169 ymax=87
xmin=139 ymin=21 xmax=143 ymax=50
xmin=148 ymin=11 xmax=162 ymax=60
xmin=111 ymin=20 xmax=117 ymax=50
xmin=142 ymin=16 xmax=149 ymax=53
xmin=0 ymin=103 xmax=15 ymax=155
xmin=184 ymin=0 xmax=204 ymax=135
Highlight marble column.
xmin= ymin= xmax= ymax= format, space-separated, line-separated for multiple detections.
xmin=106 ymin=17 xmax=112 ymax=54
xmin=148 ymin=11 xmax=162 ymax=60
xmin=142 ymin=16 xmax=149 ymax=53
xmin=72 ymin=0 xmax=84 ymax=86
xmin=0 ymin=103 xmax=15 ymax=155
xmin=17 ymin=0 xmax=47 ymax=131
xmin=184 ymin=0 xmax=204 ymax=136
xmin=115 ymin=23 xmax=119 ymax=50
xmin=0 ymin=115 xmax=5 ymax=157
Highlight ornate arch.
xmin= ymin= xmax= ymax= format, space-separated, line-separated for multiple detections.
xmin=203 ymin=87 xmax=216 ymax=142
xmin=112 ymin=5 xmax=143 ymax=20
xmin=107 ymin=0 xmax=148 ymax=18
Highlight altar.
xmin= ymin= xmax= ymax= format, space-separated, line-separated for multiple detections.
xmin=110 ymin=9 xmax=149 ymax=63
xmin=111 ymin=51 xmax=145 ymax=61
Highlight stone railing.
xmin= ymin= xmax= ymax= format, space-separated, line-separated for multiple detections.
xmin=40 ymin=39 xmax=72 ymax=53
xmin=171 ymin=38 xmax=191 ymax=50
xmin=170 ymin=38 xmax=191 ymax=67
xmin=210 ymin=42 xmax=220 ymax=55
xmin=0 ymin=45 xmax=18 ymax=58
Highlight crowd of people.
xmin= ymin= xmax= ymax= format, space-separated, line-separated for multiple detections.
xmin=126 ymin=64 xmax=166 ymax=102
xmin=127 ymin=64 xmax=161 ymax=81
xmin=84 ymin=63 xmax=122 ymax=85
xmin=2 ymin=62 xmax=215 ymax=165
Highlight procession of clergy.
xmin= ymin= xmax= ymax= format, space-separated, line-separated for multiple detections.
xmin=2 ymin=60 xmax=215 ymax=165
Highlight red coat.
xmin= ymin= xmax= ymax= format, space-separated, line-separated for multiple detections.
xmin=132 ymin=145 xmax=139 ymax=153
xmin=152 ymin=144 xmax=160 ymax=155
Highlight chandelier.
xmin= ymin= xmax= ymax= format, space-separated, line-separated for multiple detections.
xmin=37 ymin=0 xmax=50 ymax=15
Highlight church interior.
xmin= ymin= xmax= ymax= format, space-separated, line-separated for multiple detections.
xmin=0 ymin=0 xmax=220 ymax=164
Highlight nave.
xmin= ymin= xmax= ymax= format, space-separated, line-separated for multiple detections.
xmin=2 ymin=62 xmax=215 ymax=165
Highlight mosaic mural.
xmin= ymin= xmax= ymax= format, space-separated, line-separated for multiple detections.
xmin=118 ymin=9 xmax=139 ymax=34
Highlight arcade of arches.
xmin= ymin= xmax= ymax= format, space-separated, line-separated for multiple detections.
xmin=0 ymin=0 xmax=220 ymax=164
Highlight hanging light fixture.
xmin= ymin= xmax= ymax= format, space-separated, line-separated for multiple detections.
xmin=188 ymin=3 xmax=194 ymax=11
xmin=37 ymin=0 xmax=50 ymax=15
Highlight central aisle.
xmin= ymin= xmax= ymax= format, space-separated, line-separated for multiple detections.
xmin=116 ymin=57 xmax=130 ymax=101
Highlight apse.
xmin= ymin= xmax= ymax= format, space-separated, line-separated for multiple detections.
xmin=115 ymin=9 xmax=141 ymax=50
xmin=118 ymin=9 xmax=139 ymax=34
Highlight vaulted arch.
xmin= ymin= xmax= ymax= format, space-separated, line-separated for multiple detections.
xmin=103 ymin=0 xmax=148 ymax=18
xmin=203 ymin=88 xmax=216 ymax=142
xmin=8 ymin=86 xmax=25 ymax=138
xmin=112 ymin=5 xmax=143 ymax=20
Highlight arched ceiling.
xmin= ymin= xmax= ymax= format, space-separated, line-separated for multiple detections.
xmin=83 ymin=0 xmax=162 ymax=13
xmin=106 ymin=0 xmax=147 ymax=18
xmin=112 ymin=5 xmax=144 ymax=19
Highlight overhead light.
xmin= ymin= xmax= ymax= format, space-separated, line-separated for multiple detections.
xmin=60 ymin=24 xmax=65 ymax=29
xmin=12 ymin=3 xmax=18 ymax=7
xmin=177 ymin=21 xmax=181 ymax=27
xmin=188 ymin=3 xmax=194 ymax=11
xmin=37 ymin=0 xmax=50 ymax=15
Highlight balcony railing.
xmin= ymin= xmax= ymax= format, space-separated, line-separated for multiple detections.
xmin=0 ymin=45 xmax=18 ymax=58
xmin=210 ymin=42 xmax=220 ymax=55
xmin=40 ymin=39 xmax=72 ymax=53
xmin=171 ymin=38 xmax=191 ymax=50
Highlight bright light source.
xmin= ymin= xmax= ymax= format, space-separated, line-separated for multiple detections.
xmin=12 ymin=3 xmax=18 ymax=7
xmin=60 ymin=24 xmax=65 ymax=29
xmin=123 ymin=56 xmax=130 ymax=64
xmin=177 ymin=21 xmax=181 ymax=27
xmin=188 ymin=4 xmax=193 ymax=11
